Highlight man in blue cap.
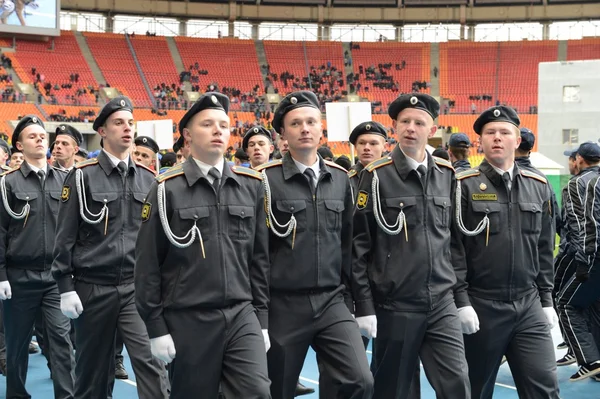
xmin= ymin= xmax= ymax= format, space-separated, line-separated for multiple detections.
xmin=52 ymin=97 xmax=169 ymax=399
xmin=557 ymin=141 xmax=600 ymax=381
xmin=454 ymin=105 xmax=559 ymax=398
xmin=448 ymin=133 xmax=471 ymax=172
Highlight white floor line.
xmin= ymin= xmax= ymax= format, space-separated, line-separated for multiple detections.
xmin=119 ymin=379 xmax=137 ymax=387
xmin=299 ymin=376 xmax=319 ymax=385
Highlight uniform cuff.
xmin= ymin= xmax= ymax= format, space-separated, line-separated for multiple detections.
xmin=256 ymin=310 xmax=268 ymax=329
xmin=354 ymin=299 xmax=375 ymax=318
xmin=0 ymin=269 xmax=7 ymax=282
xmin=56 ymin=275 xmax=75 ymax=294
xmin=145 ymin=318 xmax=170 ymax=339
xmin=539 ymin=291 xmax=553 ymax=308
xmin=454 ymin=291 xmax=470 ymax=309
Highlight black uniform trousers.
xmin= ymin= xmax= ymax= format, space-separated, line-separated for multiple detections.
xmin=557 ymin=263 xmax=600 ymax=365
xmin=372 ymin=297 xmax=469 ymax=399
xmin=0 ymin=301 xmax=5 ymax=362
xmin=464 ymin=291 xmax=559 ymax=399
xmin=553 ymin=253 xmax=576 ymax=347
xmin=72 ymin=281 xmax=168 ymax=399
xmin=164 ymin=301 xmax=270 ymax=399
xmin=268 ymin=291 xmax=373 ymax=399
xmin=3 ymin=269 xmax=74 ymax=399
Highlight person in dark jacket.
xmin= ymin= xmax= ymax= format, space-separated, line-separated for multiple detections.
xmin=0 ymin=115 xmax=75 ymax=399
xmin=352 ymin=93 xmax=470 ymax=399
xmin=347 ymin=121 xmax=387 ymax=201
xmin=454 ymin=106 xmax=559 ymax=398
xmin=52 ymin=97 xmax=169 ymax=399
xmin=447 ymin=133 xmax=471 ymax=172
xmin=259 ymin=90 xmax=373 ymax=399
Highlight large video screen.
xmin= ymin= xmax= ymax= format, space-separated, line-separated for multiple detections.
xmin=0 ymin=0 xmax=59 ymax=36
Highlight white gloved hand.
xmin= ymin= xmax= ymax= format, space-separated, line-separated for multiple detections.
xmin=60 ymin=291 xmax=83 ymax=319
xmin=355 ymin=315 xmax=377 ymax=339
xmin=458 ymin=306 xmax=480 ymax=335
xmin=262 ymin=329 xmax=271 ymax=352
xmin=150 ymin=334 xmax=176 ymax=364
xmin=542 ymin=307 xmax=558 ymax=329
xmin=0 ymin=280 xmax=11 ymax=300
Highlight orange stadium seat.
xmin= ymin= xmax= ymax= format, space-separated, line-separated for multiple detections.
xmin=567 ymin=38 xmax=600 ymax=61
xmin=0 ymin=103 xmax=44 ymax=144
xmin=130 ymin=36 xmax=181 ymax=98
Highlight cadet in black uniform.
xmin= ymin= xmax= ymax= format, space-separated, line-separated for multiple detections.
xmin=0 ymin=138 xmax=10 ymax=171
xmin=258 ymin=91 xmax=373 ymax=399
xmin=243 ymin=126 xmax=274 ymax=169
xmin=133 ymin=135 xmax=159 ymax=169
xmin=135 ymin=93 xmax=271 ymax=399
xmin=447 ymin=133 xmax=471 ymax=172
xmin=53 ymin=124 xmax=83 ymax=171
xmin=352 ymin=94 xmax=470 ymax=399
xmin=0 ymin=115 xmax=75 ymax=399
xmin=52 ymin=97 xmax=169 ymax=399
xmin=454 ymin=106 xmax=559 ymax=398
xmin=347 ymin=121 xmax=387 ymax=200
xmin=557 ymin=141 xmax=600 ymax=381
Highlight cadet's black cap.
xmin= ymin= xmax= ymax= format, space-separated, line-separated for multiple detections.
xmin=272 ymin=91 xmax=320 ymax=134
xmin=234 ymin=147 xmax=249 ymax=161
xmin=388 ymin=93 xmax=439 ymax=121
xmin=576 ymin=141 xmax=600 ymax=161
xmin=0 ymin=138 xmax=10 ymax=155
xmin=473 ymin=105 xmax=520 ymax=135
xmin=317 ymin=146 xmax=334 ymax=161
xmin=448 ymin=133 xmax=471 ymax=148
xmin=93 ymin=96 xmax=133 ymax=132
xmin=349 ymin=121 xmax=387 ymax=145
xmin=12 ymin=115 xmax=45 ymax=145
xmin=173 ymin=135 xmax=184 ymax=153
xmin=49 ymin=141 xmax=56 ymax=152
xmin=55 ymin=123 xmax=83 ymax=146
xmin=179 ymin=93 xmax=230 ymax=135
xmin=134 ymin=136 xmax=159 ymax=154
xmin=334 ymin=155 xmax=351 ymax=171
xmin=76 ymin=148 xmax=89 ymax=158
xmin=518 ymin=127 xmax=535 ymax=152
xmin=242 ymin=126 xmax=272 ymax=151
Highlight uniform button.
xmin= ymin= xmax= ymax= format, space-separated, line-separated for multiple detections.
xmin=443 ymin=201 xmax=447 ymax=206
xmin=241 ymin=211 xmax=245 ymax=216
xmin=400 ymin=202 xmax=404 ymax=207
xmin=26 ymin=196 xmax=30 ymax=200
xmin=194 ymin=214 xmax=198 ymax=219
xmin=290 ymin=206 xmax=295 ymax=211
xmin=486 ymin=208 xmax=489 ymax=212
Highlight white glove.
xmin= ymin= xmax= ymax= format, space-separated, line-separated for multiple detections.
xmin=150 ymin=334 xmax=176 ymax=364
xmin=355 ymin=315 xmax=377 ymax=339
xmin=262 ymin=329 xmax=270 ymax=352
xmin=0 ymin=280 xmax=11 ymax=300
xmin=543 ymin=307 xmax=558 ymax=329
xmin=458 ymin=306 xmax=480 ymax=335
xmin=60 ymin=291 xmax=83 ymax=319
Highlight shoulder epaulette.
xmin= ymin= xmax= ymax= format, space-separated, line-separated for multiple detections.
xmin=156 ymin=164 xmax=184 ymax=183
xmin=520 ymin=169 xmax=547 ymax=184
xmin=255 ymin=159 xmax=282 ymax=172
xmin=324 ymin=159 xmax=348 ymax=173
xmin=365 ymin=156 xmax=393 ymax=173
xmin=0 ymin=166 xmax=18 ymax=177
xmin=456 ymin=169 xmax=480 ymax=180
xmin=348 ymin=169 xmax=357 ymax=178
xmin=231 ymin=165 xmax=262 ymax=180
xmin=433 ymin=156 xmax=455 ymax=171
xmin=135 ymin=162 xmax=157 ymax=176
xmin=74 ymin=158 xmax=98 ymax=169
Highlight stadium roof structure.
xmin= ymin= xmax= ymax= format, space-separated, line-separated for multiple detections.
xmin=63 ymin=0 xmax=600 ymax=24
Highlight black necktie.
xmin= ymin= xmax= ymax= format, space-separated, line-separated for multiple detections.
xmin=304 ymin=168 xmax=316 ymax=189
xmin=117 ymin=161 xmax=128 ymax=184
xmin=502 ymin=172 xmax=511 ymax=192
xmin=37 ymin=170 xmax=45 ymax=184
xmin=417 ymin=165 xmax=427 ymax=184
xmin=208 ymin=167 xmax=221 ymax=194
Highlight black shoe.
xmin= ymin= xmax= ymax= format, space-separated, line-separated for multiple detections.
xmin=0 ymin=359 xmax=6 ymax=376
xmin=557 ymin=341 xmax=569 ymax=350
xmin=28 ymin=342 xmax=39 ymax=354
xmin=557 ymin=353 xmax=576 ymax=366
xmin=295 ymin=382 xmax=315 ymax=397
xmin=570 ymin=361 xmax=600 ymax=381
xmin=115 ymin=359 xmax=129 ymax=380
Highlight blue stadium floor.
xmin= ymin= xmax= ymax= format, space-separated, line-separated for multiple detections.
xmin=0 ymin=326 xmax=598 ymax=398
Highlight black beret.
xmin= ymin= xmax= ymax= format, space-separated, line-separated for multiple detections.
xmin=518 ymin=127 xmax=535 ymax=152
xmin=317 ymin=146 xmax=334 ymax=160
xmin=448 ymin=133 xmax=471 ymax=148
xmin=173 ymin=135 xmax=184 ymax=153
xmin=334 ymin=155 xmax=351 ymax=171
xmin=0 ymin=138 xmax=10 ymax=155
xmin=179 ymin=92 xmax=230 ymax=135
xmin=473 ymin=106 xmax=520 ymax=135
xmin=12 ymin=115 xmax=45 ymax=145
xmin=234 ymin=147 xmax=249 ymax=161
xmin=135 ymin=135 xmax=159 ymax=154
xmin=55 ymin=123 xmax=83 ymax=146
xmin=93 ymin=96 xmax=134 ymax=132
xmin=76 ymin=148 xmax=89 ymax=158
xmin=49 ymin=141 xmax=56 ymax=152
xmin=576 ymin=142 xmax=600 ymax=161
xmin=349 ymin=121 xmax=387 ymax=145
xmin=242 ymin=126 xmax=272 ymax=151
xmin=388 ymin=93 xmax=439 ymax=121
xmin=272 ymin=91 xmax=320 ymax=134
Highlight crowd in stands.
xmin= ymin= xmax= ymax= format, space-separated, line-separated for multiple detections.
xmin=48 ymin=108 xmax=97 ymax=123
